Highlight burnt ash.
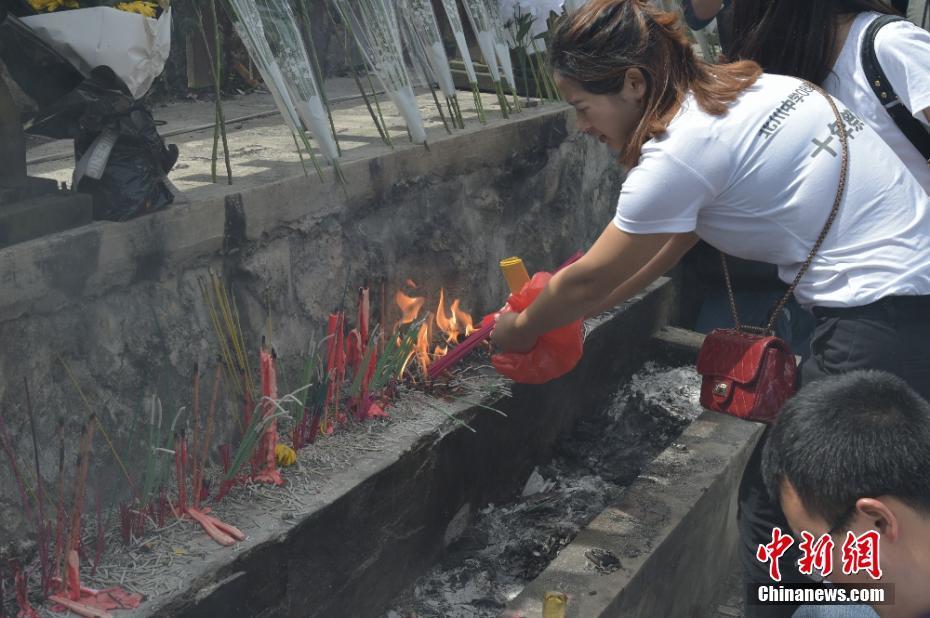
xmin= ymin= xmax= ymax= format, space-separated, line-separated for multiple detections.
xmin=387 ymin=363 xmax=702 ymax=618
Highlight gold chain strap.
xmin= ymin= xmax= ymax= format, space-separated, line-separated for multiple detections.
xmin=722 ymin=84 xmax=850 ymax=336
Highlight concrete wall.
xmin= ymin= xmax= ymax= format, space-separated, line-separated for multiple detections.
xmin=0 ymin=107 xmax=624 ymax=548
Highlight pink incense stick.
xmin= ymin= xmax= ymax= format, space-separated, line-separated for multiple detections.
xmin=428 ymin=251 xmax=584 ymax=379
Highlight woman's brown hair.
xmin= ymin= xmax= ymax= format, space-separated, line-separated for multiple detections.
xmin=550 ymin=0 xmax=763 ymax=167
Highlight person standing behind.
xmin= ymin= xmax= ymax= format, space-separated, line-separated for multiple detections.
xmin=682 ymin=0 xmax=735 ymax=54
xmin=728 ymin=0 xmax=930 ymax=193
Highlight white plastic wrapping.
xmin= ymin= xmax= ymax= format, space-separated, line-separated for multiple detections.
xmin=441 ymin=0 xmax=479 ymax=84
xmin=21 ymin=6 xmax=172 ymax=100
xmin=335 ymin=0 xmax=427 ymax=144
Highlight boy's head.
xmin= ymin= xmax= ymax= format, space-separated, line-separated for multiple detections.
xmin=762 ymin=370 xmax=930 ymax=617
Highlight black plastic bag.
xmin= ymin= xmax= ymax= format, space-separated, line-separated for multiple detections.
xmin=27 ymin=66 xmax=136 ymax=140
xmin=28 ymin=68 xmax=179 ymax=221
xmin=75 ymin=135 xmax=176 ymax=222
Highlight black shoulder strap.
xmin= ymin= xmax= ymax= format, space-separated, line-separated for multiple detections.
xmin=861 ymin=14 xmax=930 ymax=163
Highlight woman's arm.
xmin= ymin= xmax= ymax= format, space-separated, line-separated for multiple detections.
xmin=689 ymin=0 xmax=724 ymax=21
xmin=491 ymin=224 xmax=687 ymax=351
xmin=586 ymin=232 xmax=700 ymax=317
xmin=681 ymin=0 xmax=725 ymax=30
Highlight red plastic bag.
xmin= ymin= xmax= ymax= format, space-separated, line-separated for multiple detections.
xmin=485 ymin=271 xmax=584 ymax=384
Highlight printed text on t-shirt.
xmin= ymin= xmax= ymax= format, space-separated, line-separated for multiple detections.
xmin=810 ymin=111 xmax=867 ymax=158
xmin=758 ymin=82 xmax=817 ymax=139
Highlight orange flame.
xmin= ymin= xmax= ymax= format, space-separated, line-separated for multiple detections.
xmin=451 ymin=299 xmax=475 ymax=337
xmin=434 ymin=288 xmax=460 ymax=344
xmin=415 ymin=318 xmax=431 ymax=378
xmin=395 ymin=283 xmax=476 ymax=377
xmin=395 ymin=291 xmax=425 ymax=326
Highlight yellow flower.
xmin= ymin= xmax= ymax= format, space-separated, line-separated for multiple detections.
xmin=28 ymin=0 xmax=79 ymax=12
xmin=115 ymin=1 xmax=157 ymax=17
xmin=274 ymin=444 xmax=297 ymax=467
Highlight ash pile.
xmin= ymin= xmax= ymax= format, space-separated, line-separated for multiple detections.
xmin=388 ymin=363 xmax=703 ymax=618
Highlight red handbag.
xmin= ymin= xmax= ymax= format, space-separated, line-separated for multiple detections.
xmin=696 ymin=328 xmax=798 ymax=423
xmin=696 ymin=85 xmax=850 ymax=423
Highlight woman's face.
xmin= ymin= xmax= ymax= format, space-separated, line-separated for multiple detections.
xmin=555 ymin=70 xmax=646 ymax=152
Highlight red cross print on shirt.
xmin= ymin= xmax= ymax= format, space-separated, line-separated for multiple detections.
xmin=757 ymin=526 xmax=795 ymax=581
xmin=797 ymin=531 xmax=835 ymax=577
xmin=841 ymin=530 xmax=883 ymax=579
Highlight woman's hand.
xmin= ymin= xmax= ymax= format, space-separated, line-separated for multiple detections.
xmin=490 ymin=312 xmax=538 ymax=353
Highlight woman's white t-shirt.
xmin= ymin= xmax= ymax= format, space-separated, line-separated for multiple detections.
xmin=613 ymin=74 xmax=930 ymax=309
xmin=824 ymin=11 xmax=930 ymax=192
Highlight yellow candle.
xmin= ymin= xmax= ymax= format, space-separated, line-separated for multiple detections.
xmin=542 ymin=591 xmax=567 ymax=618
xmin=500 ymin=256 xmax=531 ymax=294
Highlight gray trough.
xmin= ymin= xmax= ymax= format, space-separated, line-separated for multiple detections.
xmin=125 ymin=279 xmax=761 ymax=617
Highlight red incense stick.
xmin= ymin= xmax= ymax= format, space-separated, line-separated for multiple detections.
xmin=428 ymin=251 xmax=584 ymax=379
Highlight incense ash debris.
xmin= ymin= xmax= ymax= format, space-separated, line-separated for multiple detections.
xmin=58 ymin=366 xmax=509 ymax=610
xmin=387 ymin=363 xmax=702 ymax=618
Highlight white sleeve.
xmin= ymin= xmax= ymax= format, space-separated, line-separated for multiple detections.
xmin=875 ymin=20 xmax=930 ymax=126
xmin=613 ymin=146 xmax=724 ymax=235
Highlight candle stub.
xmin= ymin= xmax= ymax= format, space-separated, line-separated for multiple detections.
xmin=543 ymin=590 xmax=567 ymax=618
xmin=499 ymin=256 xmax=531 ymax=294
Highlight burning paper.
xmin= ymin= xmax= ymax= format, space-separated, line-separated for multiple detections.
xmin=395 ymin=285 xmax=476 ymax=378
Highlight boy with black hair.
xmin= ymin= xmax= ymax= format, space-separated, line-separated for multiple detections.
xmin=762 ymin=370 xmax=930 ymax=618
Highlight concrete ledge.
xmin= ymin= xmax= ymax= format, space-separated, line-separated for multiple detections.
xmin=139 ymin=278 xmax=677 ymax=617
xmin=506 ymin=330 xmax=763 ymax=617
xmin=0 ymin=105 xmax=575 ymax=323
xmin=0 ymin=190 xmax=93 ymax=250
xmin=0 ymin=193 xmax=226 ymax=321
xmin=650 ymin=325 xmax=707 ymax=366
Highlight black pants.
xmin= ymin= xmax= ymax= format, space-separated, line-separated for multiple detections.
xmin=802 ymin=297 xmax=930 ymax=400
xmin=739 ymin=296 xmax=930 ymax=618
xmin=891 ymin=0 xmax=909 ymax=15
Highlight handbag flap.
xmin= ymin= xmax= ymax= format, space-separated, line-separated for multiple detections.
xmin=696 ymin=329 xmax=793 ymax=385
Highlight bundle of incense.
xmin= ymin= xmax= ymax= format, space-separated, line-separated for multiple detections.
xmin=252 ymin=344 xmax=283 ymax=485
xmin=427 ymin=251 xmax=583 ymax=379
